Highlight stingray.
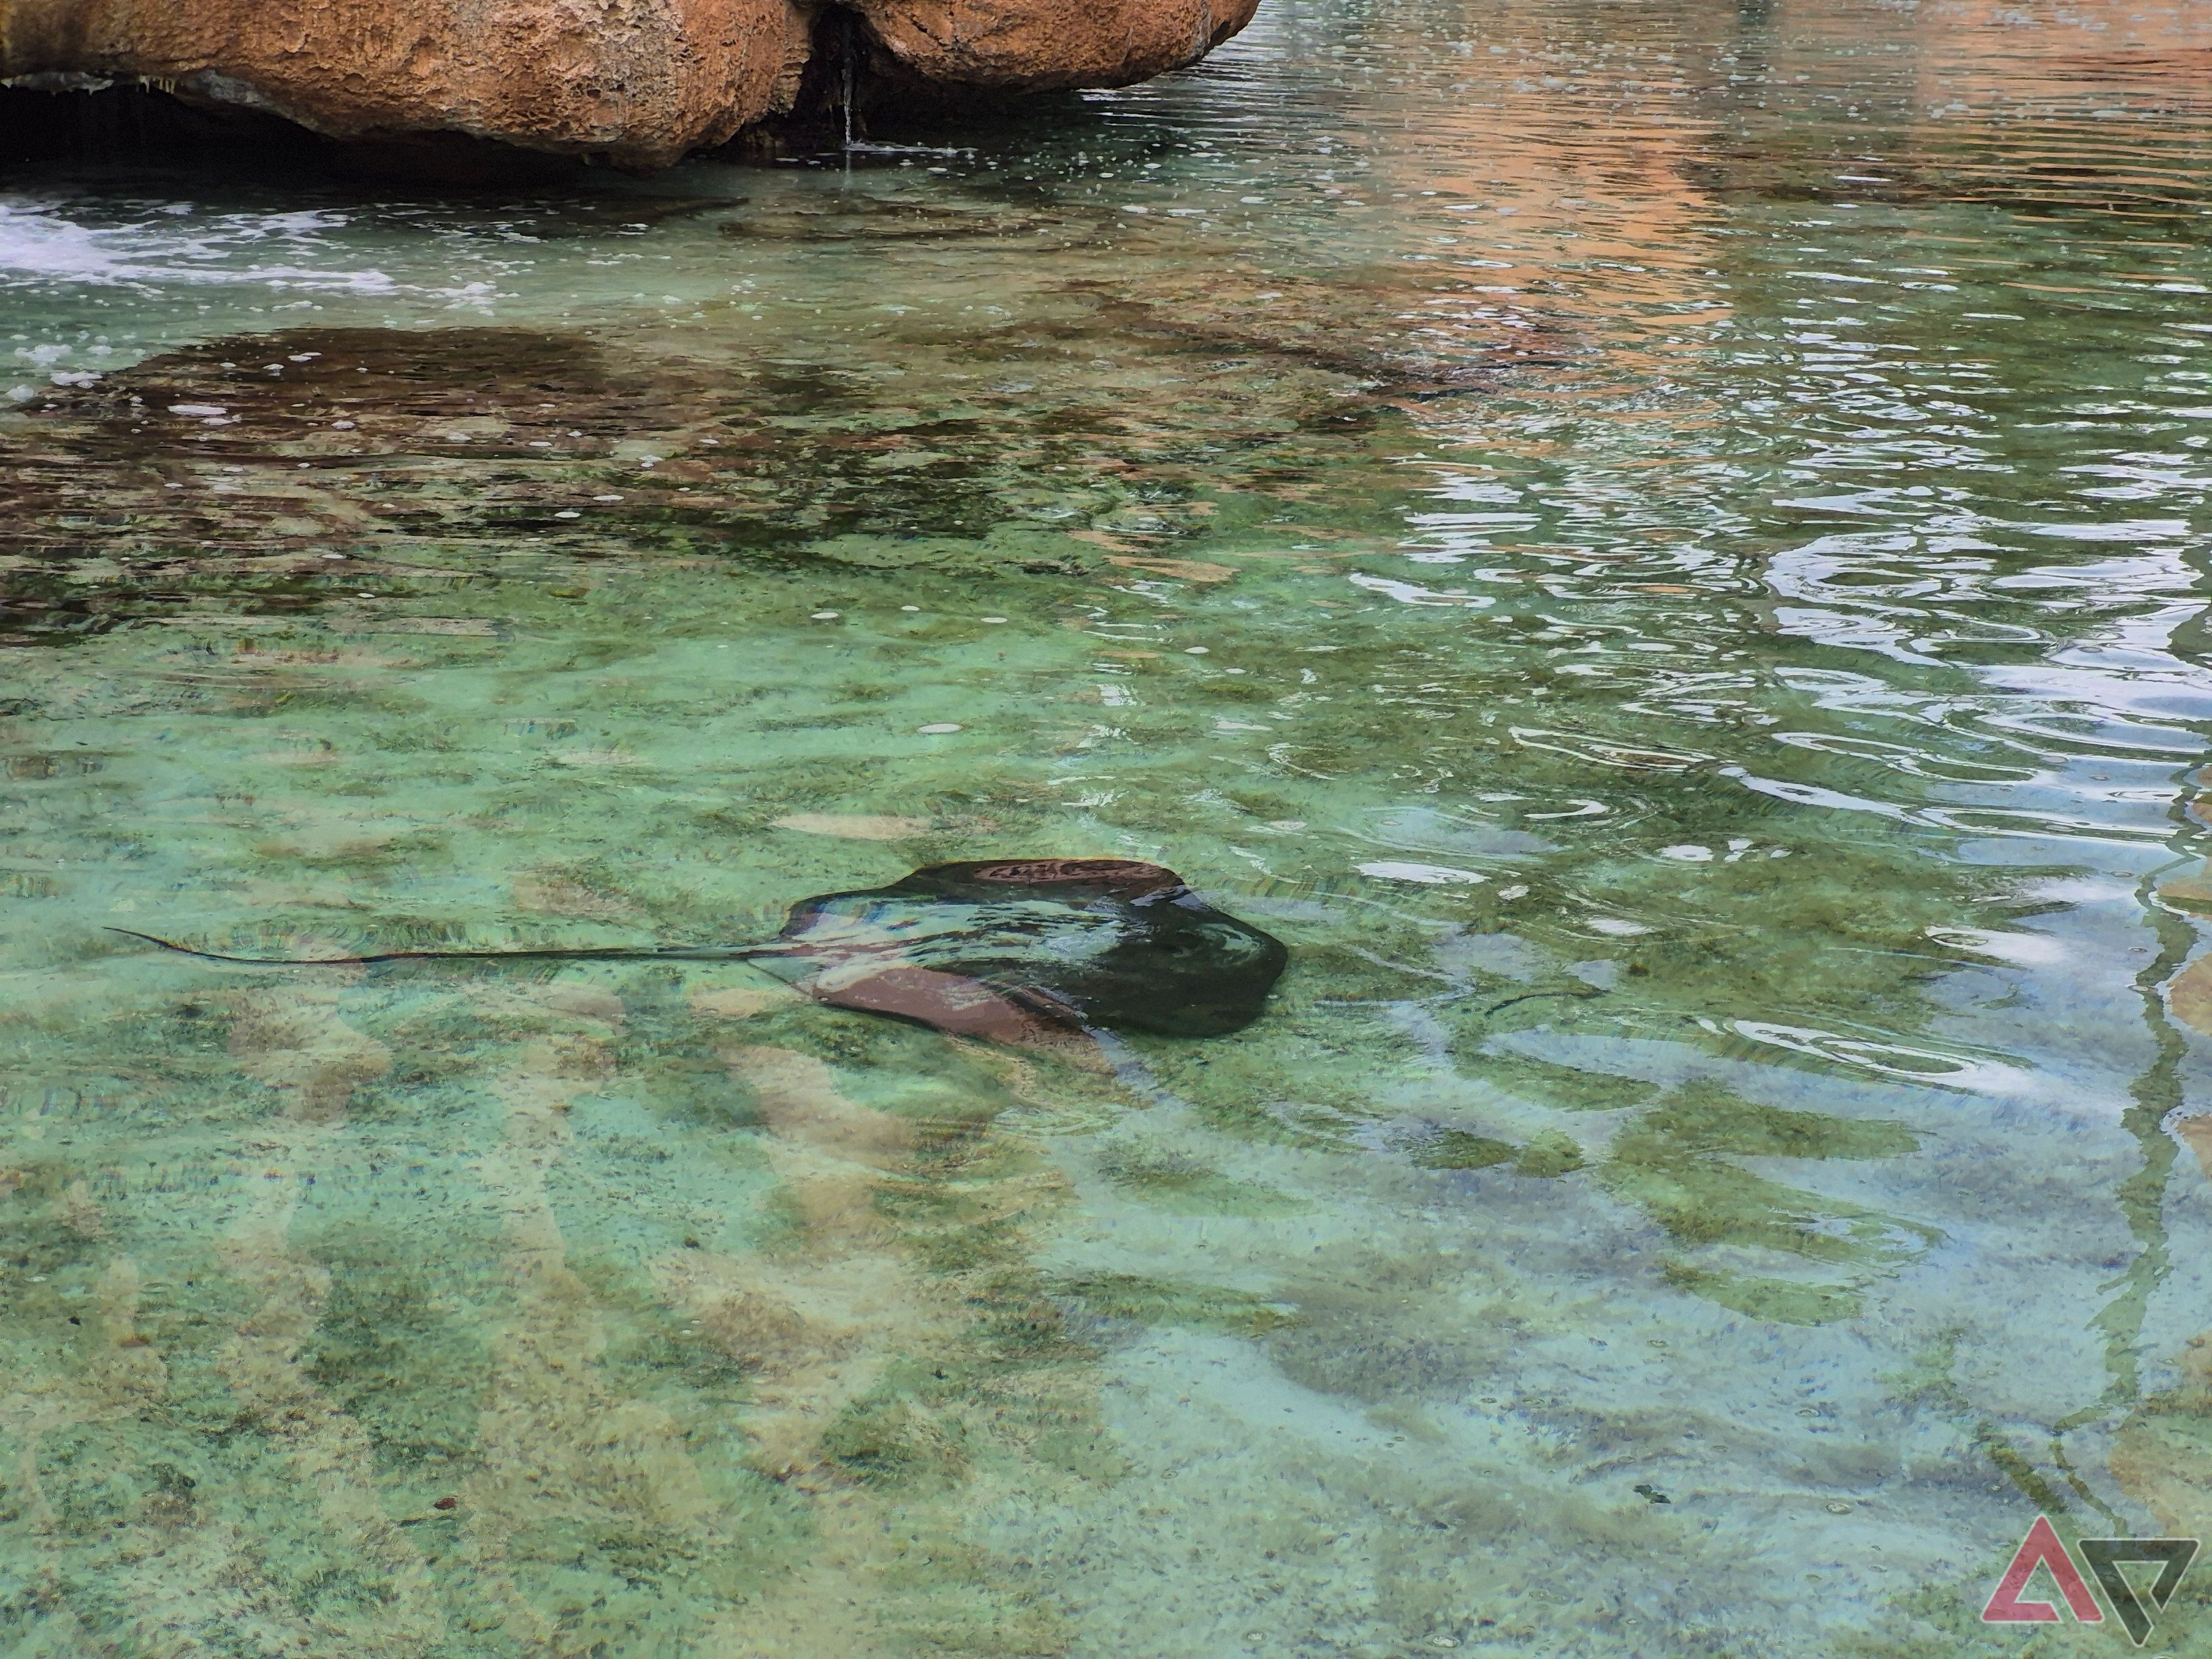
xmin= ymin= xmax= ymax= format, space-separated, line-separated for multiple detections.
xmin=110 ymin=858 xmax=1288 ymax=1043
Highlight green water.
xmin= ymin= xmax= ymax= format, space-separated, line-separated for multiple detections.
xmin=6 ymin=1 xmax=2212 ymax=1652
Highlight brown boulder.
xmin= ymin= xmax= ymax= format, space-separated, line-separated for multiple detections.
xmin=854 ymin=0 xmax=1257 ymax=93
xmin=0 ymin=0 xmax=1259 ymax=169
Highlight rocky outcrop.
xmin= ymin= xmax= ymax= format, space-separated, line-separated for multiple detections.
xmin=852 ymin=0 xmax=1254 ymax=95
xmin=0 ymin=0 xmax=1259 ymax=169
xmin=0 ymin=0 xmax=816 ymax=169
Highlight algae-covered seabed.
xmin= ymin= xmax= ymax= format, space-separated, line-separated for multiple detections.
xmin=6 ymin=0 xmax=2212 ymax=1653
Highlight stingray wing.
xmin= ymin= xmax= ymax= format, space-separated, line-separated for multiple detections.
xmin=800 ymin=961 xmax=1090 ymax=1045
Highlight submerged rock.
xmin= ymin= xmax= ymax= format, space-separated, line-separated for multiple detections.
xmin=0 ymin=0 xmax=1259 ymax=169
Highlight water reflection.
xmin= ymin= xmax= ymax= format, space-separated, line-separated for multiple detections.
xmin=3 ymin=0 xmax=2212 ymax=1652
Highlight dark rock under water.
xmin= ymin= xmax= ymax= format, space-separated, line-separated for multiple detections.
xmin=113 ymin=857 xmax=1289 ymax=1043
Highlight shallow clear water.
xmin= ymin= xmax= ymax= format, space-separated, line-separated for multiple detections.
xmin=6 ymin=1 xmax=2212 ymax=1653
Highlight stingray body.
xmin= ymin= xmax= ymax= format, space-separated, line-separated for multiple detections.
xmin=761 ymin=858 xmax=1288 ymax=1040
xmin=112 ymin=858 xmax=1288 ymax=1043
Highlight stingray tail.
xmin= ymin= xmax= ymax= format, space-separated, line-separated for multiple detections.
xmin=103 ymin=928 xmax=789 ymax=968
xmin=103 ymin=928 xmax=354 ymax=964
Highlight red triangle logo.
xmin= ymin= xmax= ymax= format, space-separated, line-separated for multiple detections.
xmin=1984 ymin=1516 xmax=2105 ymax=1625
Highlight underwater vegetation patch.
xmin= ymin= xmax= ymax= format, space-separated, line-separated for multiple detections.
xmin=1396 ymin=1125 xmax=1587 ymax=1177
xmin=818 ymin=1392 xmax=972 ymax=1488
xmin=1404 ymin=1128 xmax=1516 ymax=1171
xmin=0 ymin=300 xmax=1408 ymax=639
xmin=1260 ymin=1253 xmax=1512 ymax=1405
xmin=1600 ymin=1081 xmax=1932 ymax=1325
xmin=1093 ymin=1145 xmax=1304 ymax=1215
xmin=1047 ymin=1272 xmax=1300 ymax=1337
xmin=297 ymin=1225 xmax=503 ymax=1468
xmin=567 ymin=1254 xmax=764 ymax=1404
xmin=1660 ymin=1264 xmax=1871 ymax=1326
xmin=1464 ymin=1051 xmax=1660 ymax=1115
xmin=719 ymin=194 xmax=1105 ymax=249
